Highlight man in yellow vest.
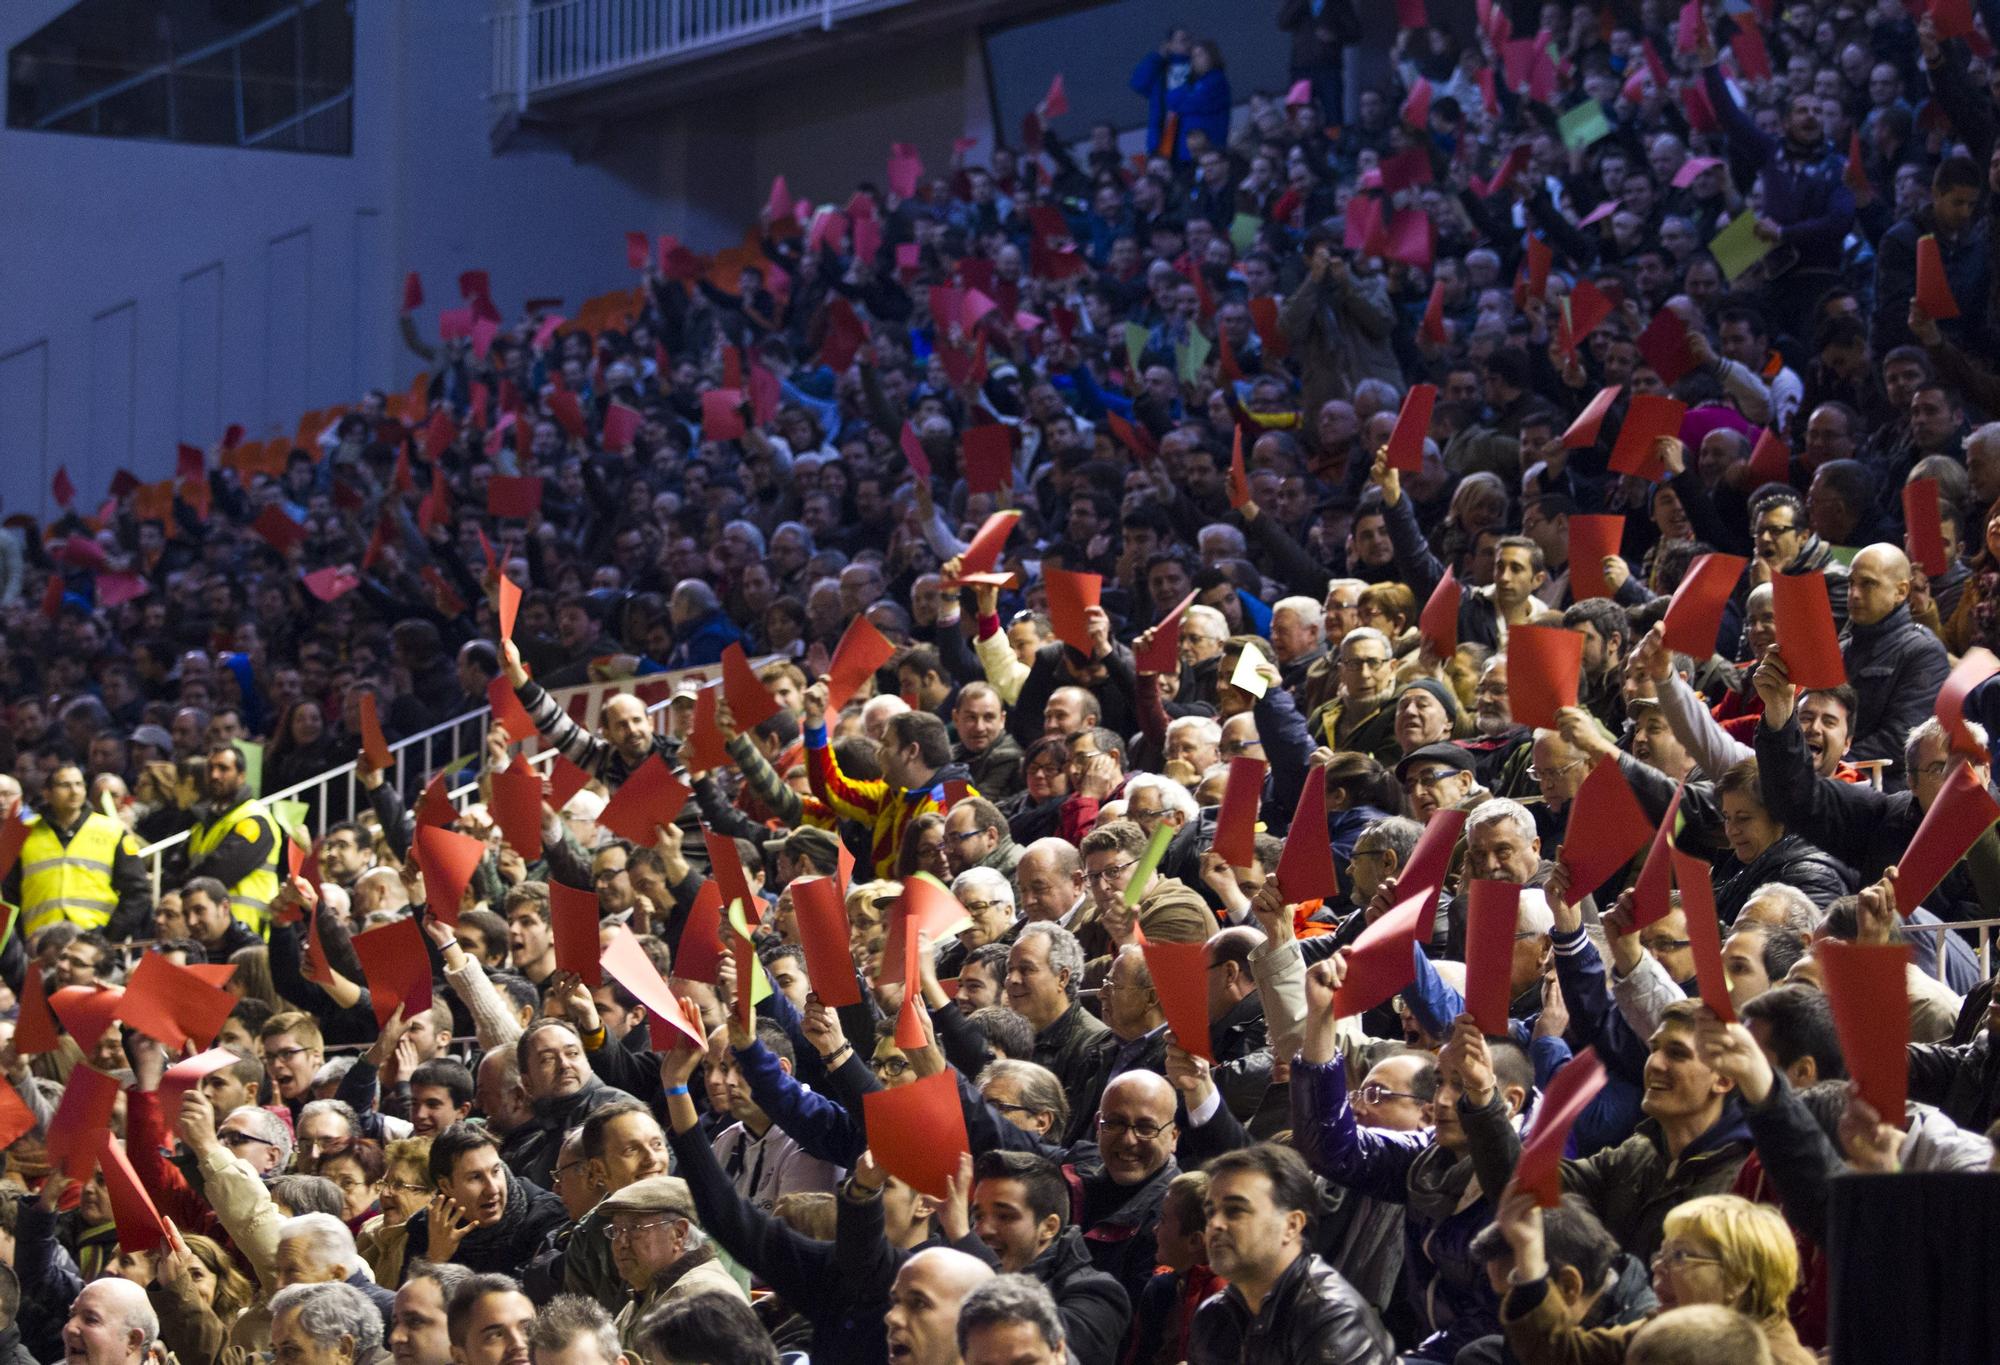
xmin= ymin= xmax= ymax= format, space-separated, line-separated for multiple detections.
xmin=184 ymin=743 xmax=281 ymax=937
xmin=6 ymin=763 xmax=150 ymax=940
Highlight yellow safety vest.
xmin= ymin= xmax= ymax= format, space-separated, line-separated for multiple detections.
xmin=187 ymin=797 xmax=280 ymax=937
xmin=18 ymin=813 xmax=126 ymax=936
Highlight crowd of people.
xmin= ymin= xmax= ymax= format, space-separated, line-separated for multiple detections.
xmin=4 ymin=0 xmax=2000 ymax=1361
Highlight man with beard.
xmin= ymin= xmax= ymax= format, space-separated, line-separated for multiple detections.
xmin=1562 ymin=599 xmax=1631 ymax=733
xmin=952 ymin=684 xmax=1023 ymax=801
xmin=499 ymin=1020 xmax=637 ymax=1189
xmin=1456 ymin=656 xmax=1533 ymax=796
xmin=183 ymin=743 xmax=283 ymax=936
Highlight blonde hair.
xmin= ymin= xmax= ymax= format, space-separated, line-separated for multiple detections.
xmin=1661 ymin=1195 xmax=1799 ymax=1320
xmin=262 ymin=1010 xmax=324 ymax=1051
xmin=384 ymin=1135 xmax=433 ymax=1180
xmin=846 ymin=879 xmax=900 ymax=930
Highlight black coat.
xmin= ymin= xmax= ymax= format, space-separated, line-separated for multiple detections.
xmin=1840 ymin=602 xmax=1949 ymax=782
xmin=398 ymin=1175 xmax=569 ymax=1281
xmin=1025 ymin=1227 xmax=1132 ymax=1365
xmin=1713 ymin=832 xmax=1853 ymax=922
xmin=499 ymin=1076 xmax=638 ymax=1188
xmin=1187 ymin=1250 xmax=1394 ymax=1365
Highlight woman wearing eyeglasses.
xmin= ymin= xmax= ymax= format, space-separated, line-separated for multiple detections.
xmin=1493 ymin=1188 xmax=1814 ymax=1364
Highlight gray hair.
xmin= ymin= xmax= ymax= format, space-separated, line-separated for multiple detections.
xmin=310 ymin=1056 xmax=356 ymax=1092
xmin=270 ymin=1175 xmax=346 ymax=1219
xmin=771 ymin=520 xmax=815 ymax=554
xmin=269 ymin=1281 xmax=382 ymax=1356
xmin=1356 ymin=814 xmax=1424 ymax=865
xmin=1339 ymin=627 xmax=1392 ymax=660
xmin=1352 ymin=377 xmax=1400 ymax=412
xmin=1271 ymin=596 xmax=1322 ymax=631
xmin=1197 ymin=523 xmax=1247 ymax=557
xmin=670 ymin=578 xmax=721 ymax=616
xmin=1466 ymin=797 xmax=1537 ymax=844
xmin=1182 ymin=604 xmax=1230 ymax=643
xmin=1121 ymin=773 xmax=1199 ymax=822
xmin=721 ymin=520 xmax=767 ymax=556
xmin=951 ymin=866 xmax=1015 ymax=913
xmin=1740 ymin=883 xmax=1823 ymax=939
xmin=975 ymin=1059 xmax=1070 ymax=1134
xmin=276 ymin=1212 xmax=360 ymax=1278
xmin=402 ymin=1260 xmax=473 ymax=1303
xmin=1165 ymin=715 xmax=1222 ymax=749
xmin=298 ymin=1099 xmax=359 ymax=1138
xmin=1905 ymin=715 xmax=1988 ymax=775
xmin=1014 ymin=922 xmax=1085 ymax=1000
xmin=526 ymin=1294 xmax=621 ymax=1362
xmin=1962 ymin=421 xmax=2000 ymax=460
xmin=226 ymin=1104 xmax=296 ymax=1168
xmin=957 ymin=1275 xmax=1067 ymax=1355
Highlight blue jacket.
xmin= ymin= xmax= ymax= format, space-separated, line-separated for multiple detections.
xmin=735 ymin=1037 xmax=870 ymax=1168
xmin=1703 ymin=64 xmax=1853 ymax=272
xmin=665 ymin=607 xmax=742 ymax=668
xmin=1128 ymin=50 xmax=1191 ymax=151
xmin=1164 ymin=68 xmax=1232 ymax=160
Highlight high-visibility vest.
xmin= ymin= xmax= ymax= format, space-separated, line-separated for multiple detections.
xmin=187 ymin=797 xmax=280 ymax=937
xmin=18 ymin=813 xmax=125 ymax=936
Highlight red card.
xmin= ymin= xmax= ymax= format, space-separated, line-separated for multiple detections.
xmin=792 ymin=876 xmax=862 ymax=1007
xmin=958 ymin=510 xmax=1021 ymax=577
xmin=1405 ymin=806 xmax=1469 ymax=946
xmin=51 ymin=466 xmax=75 ymax=507
xmin=1903 ymin=478 xmax=1949 ymax=579
xmin=1420 ymin=568 xmax=1461 ymax=657
xmin=1669 ymin=848 xmax=1735 ymax=1023
xmin=602 ymin=924 xmax=705 ymax=1048
xmin=547 ymin=753 xmax=592 ymax=813
xmin=415 ymin=824 xmax=484 ymax=924
xmin=1662 ymin=553 xmax=1749 ymax=658
xmin=672 ymin=881 xmax=727 ymax=987
xmin=1745 ymin=427 xmax=1790 ymax=486
xmin=487 ymin=475 xmax=543 ymax=520
xmin=1135 ymin=590 xmax=1198 ymax=676
xmin=1729 ymin=23 xmax=1770 ymax=80
xmin=99 ymin=1134 xmax=170 ymax=1253
xmin=119 ymin=953 xmax=235 ymax=1052
xmin=1817 ymin=941 xmax=1908 ymax=1125
xmin=598 ymin=755 xmax=692 ymax=845
xmin=0 ymin=811 xmax=25 ymax=885
xmin=1227 ymin=429 xmax=1252 ymax=509
xmin=1211 ymin=757 xmax=1268 ymax=868
xmin=1674 ymin=0 xmax=1704 ymax=52
xmin=825 ymin=614 xmax=897 ymax=713
xmin=50 ymin=985 xmax=125 ymax=1055
xmin=1401 ymin=78 xmax=1432 ymax=129
xmin=1629 ymin=780 xmax=1686 ymax=931
xmin=547 ymin=389 xmax=587 ymax=439
xmin=1566 ymin=515 xmax=1625 ymax=601
xmin=720 ymin=643 xmax=781 ymax=729
xmin=1635 ymin=309 xmax=1693 ymax=385
xmin=625 ymin=231 xmax=648 ymax=270
xmin=352 ymin=917 xmax=432 ymax=1027
xmin=1577 ymin=200 xmax=1618 ymax=229
xmin=900 ymin=422 xmax=933 ymax=482
xmin=1934 ymin=0 xmax=1975 ymax=40
xmin=1397 ymin=0 xmax=1427 ymax=23
xmin=703 ymin=826 xmax=760 ymax=932
xmin=1524 ymin=234 xmax=1552 ymax=300
xmin=302 ymin=567 xmax=359 ymax=603
xmin=358 ymin=692 xmax=393 ymax=770
xmin=602 ymin=402 xmax=642 ymax=454
xmin=1564 ymin=280 xmax=1614 ymax=354
xmin=1275 ymin=767 xmax=1338 ymax=903
xmin=489 ymin=760 xmax=545 ymax=862
xmin=459 ymin=269 xmax=490 ymax=301
xmin=962 ymin=423 xmax=1013 ymax=495
xmin=702 ymin=389 xmax=747 ymax=442
xmin=487 ymin=675 xmax=536 ymax=745
xmin=863 ymin=1069 xmax=969 ymax=1201
xmin=1516 ymin=1048 xmax=1608 ymax=1205
xmin=1420 ymin=280 xmax=1447 ymax=345
xmin=1936 ymin=648 xmax=1999 ymax=761
xmin=45 ymin=1065 xmax=120 ymax=1180
xmin=1333 ymin=886 xmax=1426 ymax=1016
xmin=159 ymin=1049 xmax=244 ymax=1118
xmin=1895 ymin=762 xmax=2000 ymax=915
xmin=0 ymin=1084 xmax=29 ymax=1152
xmin=765 ymin=174 xmax=793 ymax=222
xmin=1559 ymin=757 xmax=1655 ymax=901
xmin=1385 ymin=384 xmax=1436 ymax=473
xmin=414 ymin=771 xmax=456 ymax=830
xmin=1770 ymin=571 xmax=1846 ymax=688
xmin=1042 ymin=567 xmax=1101 ymax=654
xmin=253 ymin=505 xmax=307 ymax=554
xmin=1669 ymin=156 xmax=1723 ymax=190
xmin=402 ymin=272 xmax=423 ymax=311
xmin=1143 ymin=940 xmax=1215 ymax=1062
xmin=1915 ymin=234 xmax=1960 ymax=319
xmin=1608 ymin=395 xmax=1689 ymax=480
xmin=1382 ymin=209 xmax=1434 ymax=269
xmin=14 ymin=966 xmax=58 ymax=1056
xmin=1505 ymin=625 xmax=1583 ymax=730
xmin=550 ymin=881 xmax=603 ymax=987
xmin=498 ymin=573 xmax=522 ymax=643
xmin=1463 ymin=880 xmax=1523 ymax=1036
xmin=1106 ymin=411 xmax=1157 ymax=458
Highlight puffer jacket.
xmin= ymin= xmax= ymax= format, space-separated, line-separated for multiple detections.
xmin=1714 ymin=832 xmax=1854 ymax=921
xmin=396 ymin=1173 xmax=570 ymax=1281
xmin=1840 ymin=601 xmax=1949 ymax=780
xmin=1023 ymin=1226 xmax=1133 ymax=1365
xmin=1187 ymin=1250 xmax=1394 ymax=1365
xmin=500 ymin=1074 xmax=638 ymax=1188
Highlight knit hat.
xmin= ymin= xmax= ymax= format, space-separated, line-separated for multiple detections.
xmin=1397 ymin=677 xmax=1460 ymax=721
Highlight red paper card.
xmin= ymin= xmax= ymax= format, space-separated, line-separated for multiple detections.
xmin=1333 ymin=886 xmax=1426 ymax=1016
xmin=358 ymin=692 xmax=393 ymax=770
xmin=0 ymin=810 xmax=29 ymax=884
xmin=1915 ymin=235 xmax=1960 ymax=319
xmin=1516 ymin=1048 xmax=1608 ymax=1205
xmin=1936 ymin=648 xmax=1999 ymax=761
xmin=548 ymin=390 xmax=586 ymax=439
xmin=1562 ymin=387 xmax=1621 ymax=449
xmin=1934 ymin=0 xmax=1975 ymax=40
xmin=1506 ymin=625 xmax=1583 ymax=730
xmin=1275 ymin=768 xmax=1338 ymax=903
xmin=487 ymin=475 xmax=543 ymax=520
xmin=958 ymin=510 xmax=1021 ymax=577
xmin=119 ymin=953 xmax=235 ymax=1051
xmin=1401 ymin=807 xmax=1468 ymax=944
xmin=1143 ymin=939 xmax=1215 ymax=1062
xmin=1135 ymin=590 xmax=1198 ymax=677
xmin=720 ymin=643 xmax=782 ymax=729
xmin=99 ymin=1134 xmax=170 ymax=1253
xmin=1043 ymin=568 xmax=1101 ymax=654
xmin=489 ymin=760 xmax=545 ymax=862
xmin=625 ymin=231 xmax=648 ymax=270
xmin=702 ymin=389 xmax=747 ymax=442
xmin=1608 ymin=395 xmax=1689 ymax=480
xmin=900 ymin=422 xmax=932 ymax=482
xmin=1463 ymin=880 xmax=1523 ymax=1036
xmin=550 ymin=880 xmax=604 ymax=987
xmin=253 ymin=505 xmax=307 ymax=554
xmin=1420 ymin=568 xmax=1461 ymax=657
xmin=302 ymin=567 xmax=359 ymax=603
xmin=1559 ymin=757 xmax=1655 ymax=901
xmin=1227 ymin=429 xmax=1252 ymax=509
xmin=414 ymin=771 xmax=456 ymax=830
xmin=415 ymin=824 xmax=484 ymax=924
xmin=159 ymin=1048 xmax=243 ymax=1118
xmin=547 ymin=753 xmax=592 ymax=813
xmin=1669 ymin=848 xmax=1735 ymax=1023
xmin=1895 ymin=761 xmax=2000 ymax=915
xmin=497 ymin=573 xmax=522 ymax=644
xmin=402 ymin=272 xmax=423 ymax=311
xmin=683 ymin=683 xmax=729 ymax=776
xmin=1420 ymin=280 xmax=1447 ymax=344
xmin=962 ymin=424 xmax=1013 ymax=495
xmin=1211 ymin=757 xmax=1268 ymax=868
xmin=1662 ymin=553 xmax=1749 ymax=658
xmin=1818 ymin=941 xmax=1908 ymax=1125
xmin=602 ymin=924 xmax=704 ymax=1048
xmin=0 ymin=1083 xmax=30 ymax=1152
xmin=45 ymin=1065 xmax=120 ymax=1180
xmin=703 ymin=826 xmax=760 ymax=932
xmin=353 ymin=917 xmax=433 ymax=1027
xmin=792 ymin=875 xmax=862 ymax=1007
xmin=1566 ymin=515 xmax=1625 ymax=601
xmin=602 ymin=402 xmax=642 ymax=454
xmin=1564 ymin=280 xmax=1614 ymax=354
xmin=825 ymin=614 xmax=897 ymax=713
xmin=487 ymin=675 xmax=536 ymax=746
xmin=1630 ymin=780 xmax=1686 ymax=930
xmin=1385 ymin=384 xmax=1436 ymax=473
xmin=1903 ymin=478 xmax=1949 ymax=579
xmin=598 ymin=755 xmax=692 ymax=846
xmin=1635 ymin=308 xmax=1693 ymax=385
xmin=862 ymin=1069 xmax=969 ymax=1201
xmin=50 ymin=985 xmax=125 ymax=1054
xmin=1770 ymin=571 xmax=1847 ymax=688
xmin=1524 ymin=234 xmax=1552 ymax=299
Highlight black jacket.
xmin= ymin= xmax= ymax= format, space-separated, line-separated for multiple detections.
xmin=398 ymin=1175 xmax=570 ymax=1280
xmin=1068 ymin=1158 xmax=1176 ymax=1315
xmin=1911 ymin=1029 xmax=2000 ymax=1135
xmin=1021 ymin=1227 xmax=1132 ymax=1365
xmin=500 ymin=1076 xmax=638 ymax=1188
xmin=1187 ymin=1250 xmax=1394 ymax=1365
xmin=1714 ymin=832 xmax=1854 ymax=922
xmin=1840 ymin=602 xmax=1949 ymax=782
xmin=1032 ymin=1001 xmax=1114 ymax=1145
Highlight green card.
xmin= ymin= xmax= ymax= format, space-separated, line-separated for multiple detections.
xmin=1557 ymin=100 xmax=1611 ymax=151
xmin=725 ymin=900 xmax=773 ymax=1004
xmin=1709 ymin=210 xmax=1775 ymax=283
xmin=1824 ymin=544 xmax=1860 ymax=567
xmin=236 ymin=740 xmax=264 ymax=797
xmin=1123 ymin=322 xmax=1150 ymax=376
xmin=271 ymin=799 xmax=310 ymax=844
xmin=1229 ymin=213 xmax=1263 ymax=254
xmin=1177 ymin=328 xmax=1212 ymax=384
xmin=1124 ymin=821 xmax=1174 ymax=906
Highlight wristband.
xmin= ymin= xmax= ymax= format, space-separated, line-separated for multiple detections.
xmin=666 ymin=1084 xmax=690 ymax=1097
xmin=437 ymin=939 xmax=458 ymax=952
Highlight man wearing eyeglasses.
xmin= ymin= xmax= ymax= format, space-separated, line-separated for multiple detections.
xmin=1306 ymin=627 xmax=1401 ymax=765
xmin=1748 ymin=487 xmax=1849 ymax=625
xmin=1077 ymin=821 xmax=1219 ymax=967
xmin=1396 ymin=744 xmax=1480 ymax=823
xmin=599 ymin=1174 xmax=747 ymax=1351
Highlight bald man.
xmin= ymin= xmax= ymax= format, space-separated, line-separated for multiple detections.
xmin=883 ymin=1248 xmax=995 ymax=1365
xmin=1083 ymin=1071 xmax=1181 ymax=1308
xmin=64 ymin=1279 xmax=157 ymax=1365
xmin=1838 ymin=543 xmax=1947 ymax=784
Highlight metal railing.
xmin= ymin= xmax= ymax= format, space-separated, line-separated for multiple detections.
xmin=490 ymin=0 xmax=916 ymax=107
xmin=1902 ymin=915 xmax=2000 ymax=982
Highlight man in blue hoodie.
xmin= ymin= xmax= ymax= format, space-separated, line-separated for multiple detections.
xmin=1128 ymin=30 xmax=1191 ymax=155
